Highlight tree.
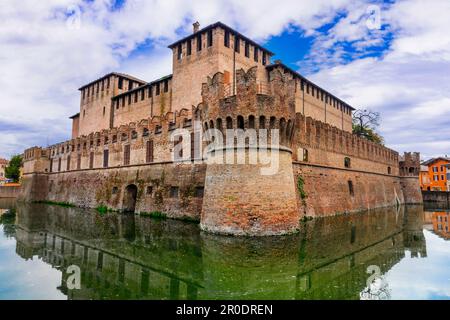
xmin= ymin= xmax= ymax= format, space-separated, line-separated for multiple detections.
xmin=5 ymin=155 xmax=22 ymax=183
xmin=352 ymin=109 xmax=385 ymax=145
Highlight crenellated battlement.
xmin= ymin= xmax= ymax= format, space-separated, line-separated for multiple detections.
xmin=294 ymin=113 xmax=399 ymax=168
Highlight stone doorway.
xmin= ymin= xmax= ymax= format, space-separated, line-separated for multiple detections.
xmin=123 ymin=184 xmax=138 ymax=213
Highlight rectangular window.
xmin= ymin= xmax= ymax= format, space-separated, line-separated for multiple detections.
xmin=156 ymin=83 xmax=160 ymax=95
xmin=77 ymin=154 xmax=81 ymax=170
xmin=224 ymin=30 xmax=230 ymax=47
xmin=348 ymin=180 xmax=354 ymax=196
xmin=146 ymin=140 xmax=154 ymax=163
xmin=433 ymin=167 xmax=438 ymax=172
xmin=148 ymin=86 xmax=152 ymax=98
xmin=124 ymin=145 xmax=130 ymax=165
xmin=49 ymin=159 xmax=53 ymax=173
xmin=434 ymin=175 xmax=439 ymax=181
xmin=106 ymin=77 xmax=110 ymax=89
xmin=128 ymin=94 xmax=131 ymax=105
xmin=170 ymin=186 xmax=179 ymax=198
xmin=141 ymin=89 xmax=145 ymax=101
xmin=128 ymin=81 xmax=133 ymax=91
xmin=262 ymin=52 xmax=267 ymax=65
xmin=187 ymin=39 xmax=192 ymax=55
xmin=254 ymin=47 xmax=258 ymax=62
xmin=207 ymin=29 xmax=213 ymax=47
xmin=58 ymin=158 xmax=61 ymax=172
xmin=164 ymin=80 xmax=169 ymax=92
xmin=442 ymin=175 xmax=445 ymax=181
xmin=197 ymin=34 xmax=202 ymax=51
xmin=89 ymin=152 xmax=94 ymax=169
xmin=234 ymin=36 xmax=240 ymax=53
xmin=134 ymin=92 xmax=138 ymax=103
xmin=118 ymin=77 xmax=123 ymax=89
xmin=66 ymin=156 xmax=71 ymax=171
xmin=245 ymin=41 xmax=250 ymax=57
xmin=103 ymin=150 xmax=109 ymax=168
xmin=177 ymin=44 xmax=182 ymax=60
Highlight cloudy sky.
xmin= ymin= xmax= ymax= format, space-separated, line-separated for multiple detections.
xmin=0 ymin=0 xmax=449 ymax=160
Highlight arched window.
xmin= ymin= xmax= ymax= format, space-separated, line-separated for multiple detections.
xmin=226 ymin=117 xmax=233 ymax=129
xmin=303 ymin=149 xmax=309 ymax=162
xmin=259 ymin=116 xmax=266 ymax=129
xmin=280 ymin=118 xmax=286 ymax=139
xmin=143 ymin=128 xmax=149 ymax=137
xmin=344 ymin=157 xmax=351 ymax=168
xmin=249 ymin=115 xmax=255 ymax=129
xmin=286 ymin=120 xmax=292 ymax=141
xmin=216 ymin=118 xmax=223 ymax=130
xmin=270 ymin=116 xmax=276 ymax=129
xmin=237 ymin=115 xmax=244 ymax=129
xmin=121 ymin=133 xmax=128 ymax=141
xmin=131 ymin=130 xmax=138 ymax=139
xmin=209 ymin=120 xmax=214 ymax=128
xmin=112 ymin=135 xmax=117 ymax=143
xmin=388 ymin=166 xmax=392 ymax=174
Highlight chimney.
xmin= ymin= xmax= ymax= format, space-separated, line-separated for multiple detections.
xmin=193 ymin=21 xmax=200 ymax=33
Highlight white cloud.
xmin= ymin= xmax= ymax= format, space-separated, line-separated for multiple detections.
xmin=307 ymin=0 xmax=450 ymax=159
xmin=0 ymin=0 xmax=447 ymax=161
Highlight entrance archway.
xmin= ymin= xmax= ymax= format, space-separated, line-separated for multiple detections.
xmin=123 ymin=184 xmax=138 ymax=213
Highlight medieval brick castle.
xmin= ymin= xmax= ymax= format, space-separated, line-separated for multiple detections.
xmin=20 ymin=22 xmax=422 ymax=236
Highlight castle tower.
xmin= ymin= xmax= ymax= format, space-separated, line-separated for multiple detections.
xmin=399 ymin=152 xmax=423 ymax=204
xmin=198 ymin=66 xmax=300 ymax=236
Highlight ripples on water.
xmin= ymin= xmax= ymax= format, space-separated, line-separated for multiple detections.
xmin=0 ymin=199 xmax=449 ymax=300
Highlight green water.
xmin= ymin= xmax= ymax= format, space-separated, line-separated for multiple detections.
xmin=0 ymin=199 xmax=449 ymax=300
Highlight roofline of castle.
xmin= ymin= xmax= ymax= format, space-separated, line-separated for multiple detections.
xmin=69 ymin=113 xmax=80 ymax=119
xmin=266 ymin=62 xmax=356 ymax=111
xmin=168 ymin=21 xmax=275 ymax=56
xmin=78 ymin=72 xmax=147 ymax=91
xmin=112 ymin=74 xmax=173 ymax=100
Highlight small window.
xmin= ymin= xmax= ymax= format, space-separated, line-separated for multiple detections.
xmin=224 ymin=30 xmax=230 ymax=47
xmin=164 ymin=80 xmax=168 ymax=93
xmin=128 ymin=81 xmax=133 ymax=91
xmin=195 ymin=186 xmax=204 ymax=197
xmin=177 ymin=44 xmax=182 ymax=60
xmin=131 ymin=130 xmax=137 ymax=139
xmin=254 ymin=47 xmax=258 ymax=62
xmin=303 ymin=149 xmax=309 ymax=162
xmin=344 ymin=157 xmax=351 ymax=168
xmin=237 ymin=115 xmax=244 ymax=129
xmin=118 ymin=77 xmax=123 ymax=89
xmin=245 ymin=41 xmax=250 ymax=57
xmin=112 ymin=135 xmax=117 ymax=143
xmin=143 ymin=128 xmax=149 ymax=137
xmin=170 ymin=186 xmax=179 ymax=198
xmin=112 ymin=187 xmax=119 ymax=194
xmin=388 ymin=166 xmax=392 ymax=174
xmin=187 ymin=39 xmax=192 ymax=55
xmin=146 ymin=186 xmax=153 ymax=195
xmin=207 ymin=29 xmax=213 ymax=47
xmin=197 ymin=34 xmax=202 ymax=51
xmin=234 ymin=36 xmax=240 ymax=53
xmin=348 ymin=180 xmax=354 ymax=196
xmin=262 ymin=52 xmax=267 ymax=65
xmin=141 ymin=89 xmax=145 ymax=100
xmin=156 ymin=83 xmax=160 ymax=95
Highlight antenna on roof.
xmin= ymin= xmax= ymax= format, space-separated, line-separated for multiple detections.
xmin=193 ymin=21 xmax=200 ymax=33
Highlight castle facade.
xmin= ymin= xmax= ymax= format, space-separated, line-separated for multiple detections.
xmin=20 ymin=22 xmax=422 ymax=236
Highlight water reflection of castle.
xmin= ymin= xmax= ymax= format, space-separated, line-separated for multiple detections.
xmin=9 ymin=203 xmax=427 ymax=300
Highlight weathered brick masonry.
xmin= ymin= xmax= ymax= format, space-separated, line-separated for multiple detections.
xmin=20 ymin=21 xmax=422 ymax=236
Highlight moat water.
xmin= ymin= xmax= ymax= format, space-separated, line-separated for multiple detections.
xmin=0 ymin=199 xmax=449 ymax=300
